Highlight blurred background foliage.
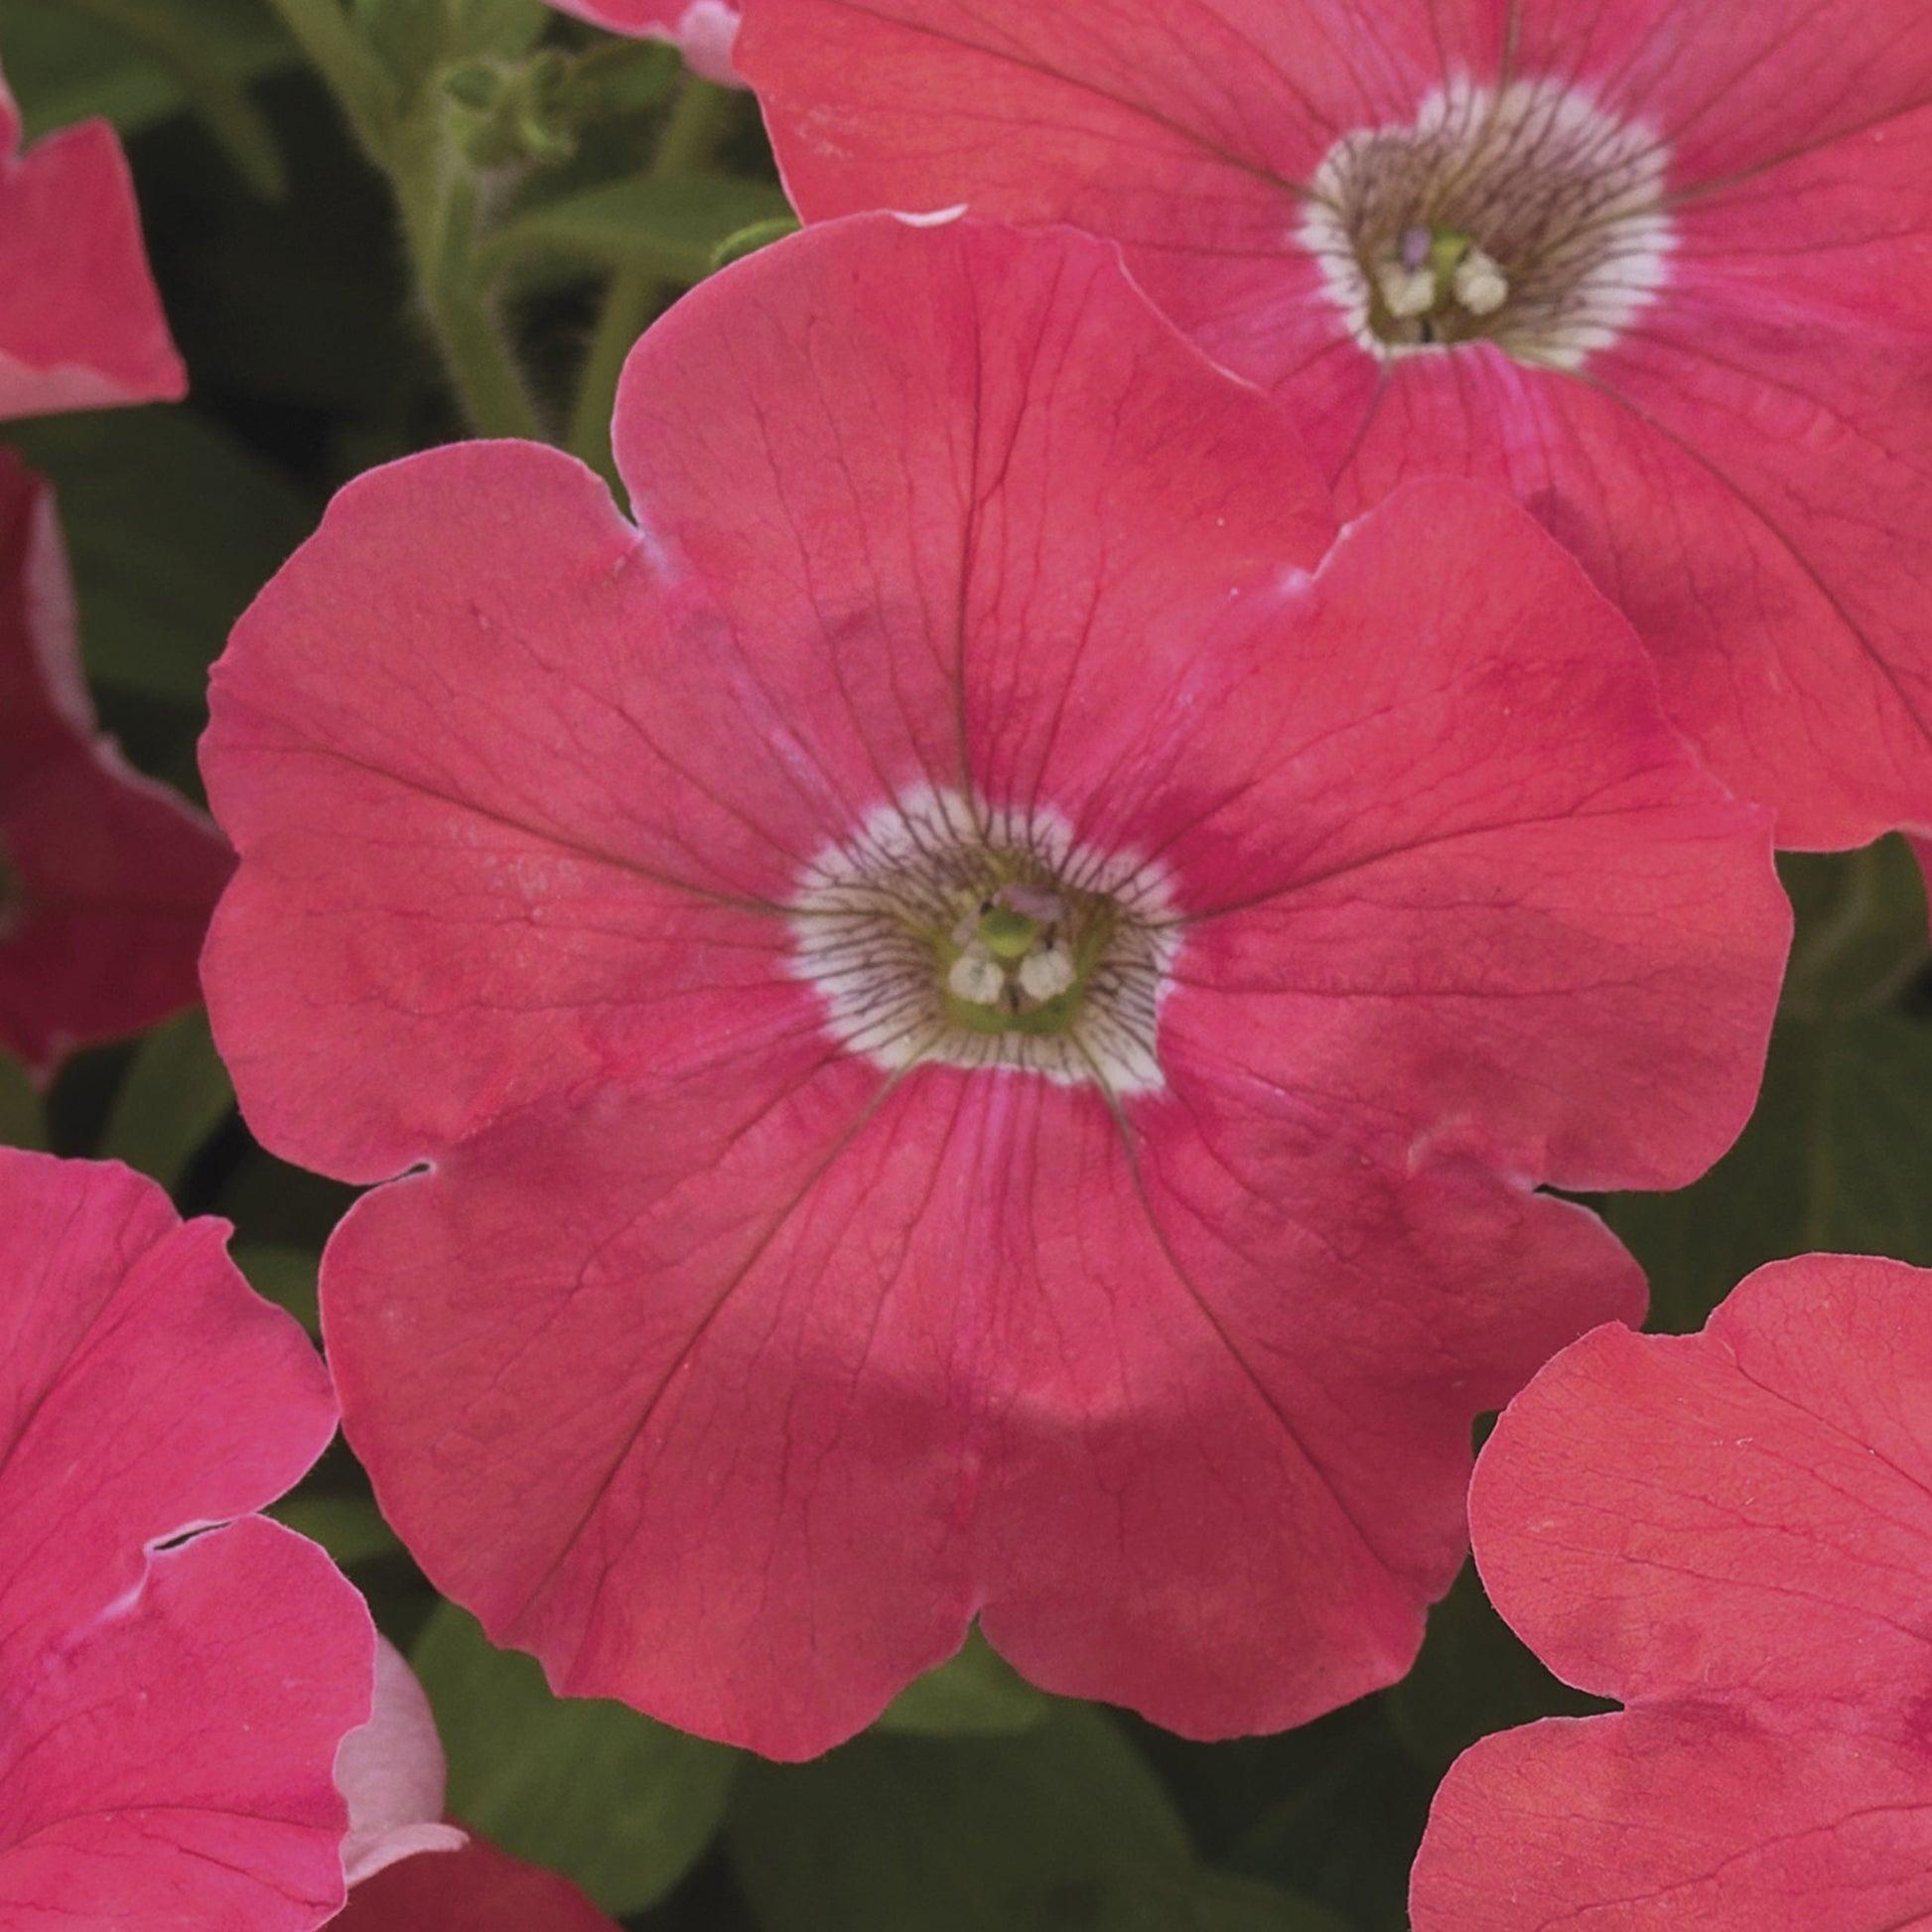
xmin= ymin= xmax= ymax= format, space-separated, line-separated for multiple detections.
xmin=3 ymin=2 xmax=1929 ymax=1925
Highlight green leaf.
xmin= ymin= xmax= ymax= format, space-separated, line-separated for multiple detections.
xmin=1779 ymin=837 xmax=1929 ymax=1019
xmin=0 ymin=1050 xmax=49 ymax=1151
xmin=1132 ymin=1704 xmax=1422 ymax=1932
xmin=8 ymin=410 xmax=315 ymax=712
xmin=48 ymin=0 xmax=287 ymax=194
xmin=232 ymin=1241 xmax=321 ymax=1335
xmin=0 ymin=0 xmax=298 ymax=144
xmin=874 ymin=1626 xmax=1049 ymax=1736
xmin=1190 ymin=1874 xmax=1353 ymax=1932
xmin=447 ymin=0 xmax=549 ymax=62
xmin=1386 ymin=1561 xmax=1608 ymax=1772
xmin=483 ymin=172 xmax=795 ymax=283
xmin=710 ymin=213 xmax=801 ymax=273
xmin=412 ymin=1602 xmax=737 ymax=1915
xmin=96 ymin=1008 xmax=232 ymax=1191
xmin=1602 ymin=1007 xmax=1932 ymax=1334
xmin=731 ymin=1709 xmax=1335 ymax=1932
xmin=353 ymin=0 xmax=445 ymax=96
xmin=271 ymin=1492 xmax=403 ymax=1567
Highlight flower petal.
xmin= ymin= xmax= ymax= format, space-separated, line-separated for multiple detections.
xmin=1145 ymin=480 xmax=1787 ymax=1190
xmin=1472 ymin=1256 xmax=1932 ymax=1708
xmin=1411 ymin=1253 xmax=1932 ymax=1931
xmin=976 ymin=1081 xmax=1643 ymax=1737
xmin=614 ymin=213 xmax=1336 ymax=840
xmin=0 ymin=1151 xmax=337 ymax=1662
xmin=1415 ymin=1709 xmax=1932 ymax=1932
xmin=331 ymin=1836 xmax=620 ymax=1932
xmin=542 ymin=0 xmax=742 ymax=85
xmin=745 ymin=1 xmax=1932 ymax=846
xmin=742 ymin=0 xmax=1482 ymax=222
xmin=0 ymin=66 xmax=184 ymax=419
xmin=0 ymin=1517 xmax=370 ymax=1932
xmin=323 ymin=1050 xmax=972 ymax=1759
xmin=0 ymin=453 xmax=232 ymax=1077
xmin=325 ymin=1041 xmax=1639 ymax=1751
xmin=336 ymin=1639 xmax=467 ymax=1886
xmin=203 ymin=442 xmax=834 ymax=1182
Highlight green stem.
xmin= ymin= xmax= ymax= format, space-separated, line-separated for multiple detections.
xmin=59 ymin=0 xmax=286 ymax=195
xmin=392 ymin=126 xmax=544 ymax=440
xmin=266 ymin=0 xmax=537 ymax=438
xmin=567 ymin=76 xmax=736 ymax=481
xmin=257 ymin=0 xmax=396 ymax=153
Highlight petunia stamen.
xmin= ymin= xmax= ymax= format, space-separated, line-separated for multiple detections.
xmin=790 ymin=786 xmax=1175 ymax=1094
xmin=1451 ymin=246 xmax=1508 ymax=316
xmin=1302 ymin=77 xmax=1672 ymax=367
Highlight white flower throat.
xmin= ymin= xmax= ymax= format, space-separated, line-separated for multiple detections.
xmin=788 ymin=788 xmax=1178 ymax=1095
xmin=1302 ymin=76 xmax=1674 ymax=369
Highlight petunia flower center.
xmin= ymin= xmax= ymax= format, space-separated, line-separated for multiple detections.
xmin=1300 ymin=76 xmax=1673 ymax=369
xmin=789 ymin=787 xmax=1176 ymax=1094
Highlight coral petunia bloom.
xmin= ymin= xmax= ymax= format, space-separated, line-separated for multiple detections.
xmin=743 ymin=0 xmax=1932 ymax=850
xmin=1411 ymin=1254 xmax=1932 ymax=1932
xmin=542 ymin=0 xmax=742 ymax=85
xmin=201 ymin=215 xmax=1788 ymax=1758
xmin=0 ymin=1149 xmax=370 ymax=1929
xmin=0 ymin=449 xmax=233 ymax=1077
xmin=0 ymin=55 xmax=185 ymax=419
xmin=331 ymin=1838 xmax=620 ymax=1932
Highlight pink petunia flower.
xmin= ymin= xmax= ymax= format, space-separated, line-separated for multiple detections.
xmin=330 ymin=1837 xmax=620 ymax=1931
xmin=0 ymin=448 xmax=234 ymax=1078
xmin=1410 ymin=1253 xmax=1932 ymax=1932
xmin=742 ymin=0 xmax=1932 ymax=851
xmin=0 ymin=53 xmax=185 ymax=419
xmin=542 ymin=0 xmax=743 ymax=86
xmin=0 ymin=1149 xmax=371 ymax=1929
xmin=200 ymin=214 xmax=1789 ymax=1758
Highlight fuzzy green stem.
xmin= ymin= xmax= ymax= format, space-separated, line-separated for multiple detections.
xmin=392 ymin=124 xmax=543 ymax=440
xmin=266 ymin=0 xmax=538 ymax=438
xmin=258 ymin=0 xmax=396 ymax=153
xmin=567 ymin=75 xmax=736 ymax=483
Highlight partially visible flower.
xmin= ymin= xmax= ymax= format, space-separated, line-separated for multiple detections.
xmin=336 ymin=1638 xmax=469 ymax=1886
xmin=543 ymin=0 xmax=742 ymax=86
xmin=0 ymin=1149 xmax=369 ymax=1929
xmin=0 ymin=449 xmax=233 ymax=1078
xmin=0 ymin=53 xmax=184 ymax=419
xmin=328 ymin=1639 xmax=611 ymax=1930
xmin=1410 ymin=1253 xmax=1932 ymax=1932
xmin=331 ymin=1838 xmax=620 ymax=1931
xmin=743 ymin=0 xmax=1932 ymax=850
xmin=201 ymin=215 xmax=1787 ymax=1758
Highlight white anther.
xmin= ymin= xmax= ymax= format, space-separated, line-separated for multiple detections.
xmin=947 ymin=948 xmax=1005 ymax=1007
xmin=1376 ymin=261 xmax=1438 ymax=320
xmin=1452 ymin=248 xmax=1509 ymax=316
xmin=1017 ymin=944 xmax=1076 ymax=1004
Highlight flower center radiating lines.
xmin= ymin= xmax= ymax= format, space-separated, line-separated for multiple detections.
xmin=1301 ymin=75 xmax=1674 ymax=369
xmin=787 ymin=786 xmax=1178 ymax=1093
